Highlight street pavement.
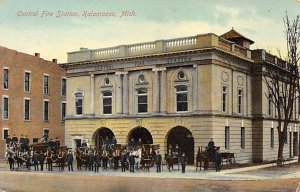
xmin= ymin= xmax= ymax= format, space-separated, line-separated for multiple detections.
xmin=0 ymin=159 xmax=299 ymax=181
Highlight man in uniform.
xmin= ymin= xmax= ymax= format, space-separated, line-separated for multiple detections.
xmin=66 ymin=150 xmax=74 ymax=172
xmin=32 ymin=152 xmax=39 ymax=171
xmin=155 ymin=150 xmax=162 ymax=173
xmin=94 ymin=151 xmax=101 ymax=173
xmin=129 ymin=152 xmax=135 ymax=173
xmin=206 ymin=138 xmax=215 ymax=159
xmin=180 ymin=152 xmax=188 ymax=173
xmin=39 ymin=151 xmax=45 ymax=171
xmin=121 ymin=150 xmax=127 ymax=172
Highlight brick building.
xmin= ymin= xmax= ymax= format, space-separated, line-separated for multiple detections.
xmin=0 ymin=46 xmax=66 ymax=158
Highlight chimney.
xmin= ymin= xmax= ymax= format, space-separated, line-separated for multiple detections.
xmin=35 ymin=53 xmax=40 ymax=57
xmin=52 ymin=59 xmax=57 ymax=63
xmin=80 ymin=47 xmax=88 ymax=51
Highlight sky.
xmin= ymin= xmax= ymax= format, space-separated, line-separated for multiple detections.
xmin=0 ymin=0 xmax=299 ymax=63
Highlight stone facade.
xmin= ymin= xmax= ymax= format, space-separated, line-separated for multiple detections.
xmin=61 ymin=29 xmax=299 ymax=163
xmin=0 ymin=47 xmax=66 ymax=158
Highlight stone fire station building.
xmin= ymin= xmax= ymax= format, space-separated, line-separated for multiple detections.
xmin=61 ymin=29 xmax=299 ymax=164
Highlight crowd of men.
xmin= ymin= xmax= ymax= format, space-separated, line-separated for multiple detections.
xmin=5 ymin=136 xmax=208 ymax=174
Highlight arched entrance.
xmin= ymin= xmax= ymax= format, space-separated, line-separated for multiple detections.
xmin=93 ymin=127 xmax=115 ymax=150
xmin=166 ymin=126 xmax=194 ymax=164
xmin=128 ymin=127 xmax=153 ymax=145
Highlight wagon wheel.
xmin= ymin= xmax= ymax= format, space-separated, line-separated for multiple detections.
xmin=225 ymin=154 xmax=235 ymax=168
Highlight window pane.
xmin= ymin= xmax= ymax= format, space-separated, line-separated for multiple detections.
xmin=225 ymin=126 xmax=230 ymax=149
xmin=4 ymin=130 xmax=8 ymax=139
xmin=44 ymin=76 xmax=49 ymax=94
xmin=25 ymin=100 xmax=30 ymax=120
xmin=3 ymin=97 xmax=8 ymax=119
xmin=103 ymin=92 xmax=112 ymax=96
xmin=241 ymin=127 xmax=245 ymax=149
xmin=138 ymin=104 xmax=147 ymax=113
xmin=177 ymin=93 xmax=187 ymax=102
xmin=103 ymin=106 xmax=112 ymax=114
xmin=75 ymin=92 xmax=83 ymax=97
xmin=62 ymin=103 xmax=66 ymax=121
xmin=177 ymin=102 xmax=188 ymax=111
xmin=138 ymin=96 xmax=147 ymax=103
xmin=44 ymin=101 xmax=49 ymax=121
xmin=4 ymin=69 xmax=8 ymax=89
xmin=103 ymin=98 xmax=112 ymax=105
xmin=76 ymin=99 xmax=82 ymax=115
xmin=76 ymin=107 xmax=82 ymax=115
xmin=271 ymin=128 xmax=274 ymax=148
xmin=62 ymin=79 xmax=66 ymax=96
xmin=25 ymin=73 xmax=30 ymax=92
xmin=176 ymin=85 xmax=187 ymax=92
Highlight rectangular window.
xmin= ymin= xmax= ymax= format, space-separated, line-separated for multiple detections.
xmin=222 ymin=86 xmax=227 ymax=112
xmin=294 ymin=97 xmax=297 ymax=119
xmin=137 ymin=89 xmax=148 ymax=113
xmin=241 ymin=127 xmax=245 ymax=149
xmin=61 ymin=102 xmax=66 ymax=122
xmin=75 ymin=98 xmax=83 ymax=115
xmin=176 ymin=85 xmax=188 ymax=112
xmin=61 ymin=78 xmax=66 ymax=96
xmin=268 ymin=93 xmax=273 ymax=116
xmin=225 ymin=126 xmax=230 ymax=149
xmin=32 ymin=138 xmax=39 ymax=143
xmin=271 ymin=128 xmax=274 ymax=148
xmin=3 ymin=96 xmax=9 ymax=119
xmin=24 ymin=72 xmax=30 ymax=92
xmin=103 ymin=92 xmax=112 ymax=114
xmin=238 ymin=89 xmax=243 ymax=114
xmin=44 ymin=75 xmax=49 ymax=95
xmin=3 ymin=129 xmax=9 ymax=140
xmin=3 ymin=68 xmax=8 ymax=89
xmin=24 ymin=99 xmax=30 ymax=120
xmin=44 ymin=100 xmax=49 ymax=121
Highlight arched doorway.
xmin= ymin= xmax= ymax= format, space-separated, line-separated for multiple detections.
xmin=93 ymin=127 xmax=115 ymax=150
xmin=166 ymin=126 xmax=194 ymax=164
xmin=128 ymin=127 xmax=153 ymax=145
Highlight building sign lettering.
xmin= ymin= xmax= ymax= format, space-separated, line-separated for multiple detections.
xmin=167 ymin=56 xmax=192 ymax=64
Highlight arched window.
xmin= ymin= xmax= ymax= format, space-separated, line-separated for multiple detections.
xmin=103 ymin=91 xmax=112 ymax=114
xmin=137 ymin=89 xmax=148 ymax=113
xmin=176 ymin=85 xmax=188 ymax=112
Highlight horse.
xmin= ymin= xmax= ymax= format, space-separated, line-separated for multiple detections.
xmin=56 ymin=150 xmax=66 ymax=171
xmin=195 ymin=146 xmax=214 ymax=171
xmin=196 ymin=146 xmax=222 ymax=171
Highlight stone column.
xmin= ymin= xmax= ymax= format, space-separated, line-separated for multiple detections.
xmin=122 ymin=72 xmax=129 ymax=114
xmin=152 ymin=69 xmax=160 ymax=113
xmin=160 ymin=68 xmax=167 ymax=113
xmin=90 ymin=74 xmax=95 ymax=115
xmin=193 ymin=64 xmax=198 ymax=112
xmin=115 ymin=72 xmax=123 ymax=114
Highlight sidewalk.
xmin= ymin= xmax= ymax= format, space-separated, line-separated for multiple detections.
xmin=0 ymin=159 xmax=299 ymax=181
